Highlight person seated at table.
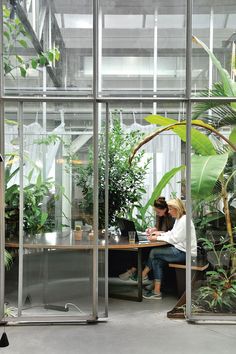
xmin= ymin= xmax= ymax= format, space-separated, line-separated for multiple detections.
xmin=142 ymin=198 xmax=197 ymax=300
xmin=119 ymin=196 xmax=175 ymax=281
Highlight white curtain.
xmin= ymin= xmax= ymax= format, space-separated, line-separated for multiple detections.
xmin=5 ymin=122 xmax=65 ymax=187
xmin=122 ymin=122 xmax=182 ymax=207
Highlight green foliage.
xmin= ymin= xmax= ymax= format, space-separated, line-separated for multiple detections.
xmin=194 ymin=238 xmax=236 ymax=312
xmin=2 ymin=5 xmax=60 ymax=78
xmin=192 ymin=36 xmax=236 ymax=126
xmin=5 ymin=156 xmax=58 ymax=236
xmin=145 ymin=115 xmax=216 ymax=155
xmin=76 ymin=117 xmax=151 ymax=229
xmin=129 ymin=165 xmax=185 ymax=231
xmin=191 ymin=154 xmax=228 ymax=199
xmin=4 ymin=249 xmax=13 ymax=270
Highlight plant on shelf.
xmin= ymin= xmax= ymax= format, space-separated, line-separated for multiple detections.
xmin=75 ymin=115 xmax=151 ymax=229
xmin=3 ymin=4 xmax=60 ymax=78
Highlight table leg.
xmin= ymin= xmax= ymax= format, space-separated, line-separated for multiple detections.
xmin=137 ymin=248 xmax=142 ymax=301
xmin=43 ymin=248 xmax=49 ymax=305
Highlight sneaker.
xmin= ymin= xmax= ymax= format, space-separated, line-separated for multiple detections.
xmin=119 ymin=269 xmax=133 ymax=281
xmin=142 ymin=291 xmax=162 ymax=300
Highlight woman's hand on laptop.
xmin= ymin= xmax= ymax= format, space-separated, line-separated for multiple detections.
xmin=146 ymin=227 xmax=157 ymax=235
xmin=147 ymin=231 xmax=161 ymax=241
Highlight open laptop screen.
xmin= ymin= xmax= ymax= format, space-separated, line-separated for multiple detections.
xmin=116 ymin=218 xmax=139 ymax=242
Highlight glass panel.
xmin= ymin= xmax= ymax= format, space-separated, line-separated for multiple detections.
xmin=5 ymin=101 xmax=97 ymax=319
xmin=192 ymin=1 xmax=236 ymax=95
xmin=100 ymin=0 xmax=186 ymax=96
xmin=106 ymin=102 xmax=185 ymax=299
xmin=191 ymin=0 xmax=236 ymax=318
xmin=3 ymin=0 xmax=93 ymax=96
xmin=190 ymin=98 xmax=236 ymax=317
xmin=4 ymin=102 xmax=19 ymax=316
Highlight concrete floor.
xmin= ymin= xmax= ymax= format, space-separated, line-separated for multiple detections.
xmin=2 ymin=294 xmax=236 ymax=354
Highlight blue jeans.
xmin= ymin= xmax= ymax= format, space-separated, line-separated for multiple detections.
xmin=146 ymin=246 xmax=186 ymax=282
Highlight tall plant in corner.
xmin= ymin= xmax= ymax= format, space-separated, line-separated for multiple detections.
xmin=192 ymin=35 xmax=236 ymax=244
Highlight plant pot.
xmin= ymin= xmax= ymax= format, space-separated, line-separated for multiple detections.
xmin=74 ymin=230 xmax=83 ymax=241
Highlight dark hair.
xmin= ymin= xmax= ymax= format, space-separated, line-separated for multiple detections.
xmin=153 ymin=197 xmax=168 ymax=210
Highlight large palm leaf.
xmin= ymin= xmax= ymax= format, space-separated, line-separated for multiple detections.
xmin=193 ymin=82 xmax=236 ymax=127
xmin=192 ymin=36 xmax=236 ymax=127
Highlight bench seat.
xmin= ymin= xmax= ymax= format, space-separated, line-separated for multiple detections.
xmin=168 ymin=262 xmax=209 ymax=271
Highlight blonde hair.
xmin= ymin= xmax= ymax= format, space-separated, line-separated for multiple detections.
xmin=167 ymin=198 xmax=186 ymax=219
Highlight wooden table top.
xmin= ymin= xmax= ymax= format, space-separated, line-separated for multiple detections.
xmin=5 ymin=231 xmax=167 ymax=250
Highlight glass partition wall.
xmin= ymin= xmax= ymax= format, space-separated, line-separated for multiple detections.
xmin=1 ymin=0 xmax=236 ymax=324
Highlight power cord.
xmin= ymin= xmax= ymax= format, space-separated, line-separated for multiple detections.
xmin=65 ymin=302 xmax=86 ymax=314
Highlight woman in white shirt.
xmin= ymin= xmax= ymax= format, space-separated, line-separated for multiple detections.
xmin=142 ymin=198 xmax=197 ymax=300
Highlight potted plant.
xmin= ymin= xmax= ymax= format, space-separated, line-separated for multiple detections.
xmin=73 ymin=225 xmax=83 ymax=241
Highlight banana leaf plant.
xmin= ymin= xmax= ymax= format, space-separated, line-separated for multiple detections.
xmin=129 ymin=115 xmax=236 ymax=243
xmin=192 ymin=35 xmax=236 ymax=127
xmin=126 ymin=165 xmax=185 ymax=231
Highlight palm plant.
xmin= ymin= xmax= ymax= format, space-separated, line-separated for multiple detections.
xmin=192 ymin=36 xmax=236 ymax=128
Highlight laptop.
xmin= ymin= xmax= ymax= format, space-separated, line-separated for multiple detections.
xmin=116 ymin=218 xmax=148 ymax=242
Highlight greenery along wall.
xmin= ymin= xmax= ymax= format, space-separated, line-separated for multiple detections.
xmin=3 ymin=3 xmax=61 ymax=240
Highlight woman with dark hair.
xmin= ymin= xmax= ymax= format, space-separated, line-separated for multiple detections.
xmin=147 ymin=197 xmax=175 ymax=235
xmin=119 ymin=197 xmax=175 ymax=281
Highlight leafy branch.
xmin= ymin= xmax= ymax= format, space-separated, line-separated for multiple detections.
xmin=3 ymin=4 xmax=60 ymax=78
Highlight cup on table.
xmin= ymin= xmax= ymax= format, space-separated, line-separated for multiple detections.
xmin=128 ymin=231 xmax=136 ymax=244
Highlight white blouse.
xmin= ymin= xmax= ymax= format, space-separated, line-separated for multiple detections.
xmin=157 ymin=215 xmax=197 ymax=256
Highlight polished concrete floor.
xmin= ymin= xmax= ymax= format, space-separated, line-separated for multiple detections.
xmin=2 ymin=294 xmax=236 ymax=354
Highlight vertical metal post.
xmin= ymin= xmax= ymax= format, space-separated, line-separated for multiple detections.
xmin=92 ymin=0 xmax=99 ymax=320
xmin=185 ymin=0 xmax=193 ymax=320
xmin=0 ymin=107 xmax=4 ymax=321
xmin=153 ymin=8 xmax=158 ymax=115
xmin=104 ymin=102 xmax=109 ymax=317
xmin=17 ymin=101 xmax=24 ymax=317
xmin=0 ymin=0 xmax=5 ymax=321
xmin=32 ymin=0 xmax=36 ymax=32
xmin=209 ymin=8 xmax=214 ymax=91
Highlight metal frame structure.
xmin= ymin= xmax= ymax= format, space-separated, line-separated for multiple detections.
xmin=1 ymin=0 xmax=236 ymax=324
